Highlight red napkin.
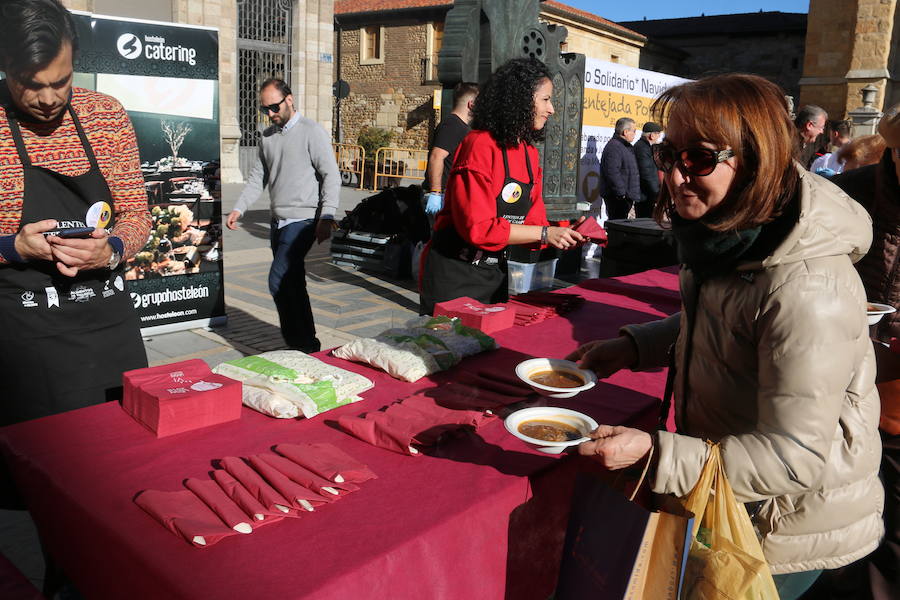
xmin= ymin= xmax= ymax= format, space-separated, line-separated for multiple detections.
xmin=184 ymin=478 xmax=254 ymax=533
xmin=274 ymin=442 xmax=377 ymax=484
xmin=429 ymin=382 xmax=522 ymax=411
xmin=246 ymin=455 xmax=331 ymax=510
xmin=458 ymin=371 xmax=534 ymax=398
xmin=256 ymin=453 xmax=359 ymax=499
xmin=211 ymin=469 xmax=285 ymax=523
xmin=573 ymin=215 xmax=608 ymax=245
xmin=135 ymin=489 xmax=236 ymax=548
xmin=395 ymin=395 xmax=494 ymax=429
xmin=337 ymin=412 xmax=423 ymax=456
xmin=219 ymin=456 xmax=297 ymax=516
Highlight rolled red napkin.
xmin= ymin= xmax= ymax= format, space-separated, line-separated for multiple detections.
xmin=247 ymin=455 xmax=332 ymax=510
xmin=432 ymin=382 xmax=521 ymax=410
xmin=256 ymin=453 xmax=359 ymax=498
xmin=184 ymin=478 xmax=254 ymax=534
xmin=211 ymin=469 xmax=284 ymax=522
xmin=458 ymin=371 xmax=534 ymax=398
xmin=219 ymin=456 xmax=296 ymax=516
xmin=337 ymin=412 xmax=422 ymax=456
xmin=476 ymin=370 xmax=534 ymax=392
xmin=274 ymin=442 xmax=377 ymax=484
xmin=394 ymin=395 xmax=494 ymax=429
xmin=135 ymin=489 xmax=236 ymax=548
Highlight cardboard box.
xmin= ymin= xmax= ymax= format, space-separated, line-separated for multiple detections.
xmin=433 ymin=296 xmax=516 ymax=334
xmin=123 ymin=361 xmax=242 ymax=437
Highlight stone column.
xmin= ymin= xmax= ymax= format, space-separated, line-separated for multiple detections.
xmin=172 ymin=0 xmax=243 ymax=184
xmin=293 ymin=0 xmax=335 ymax=132
xmin=799 ymin=0 xmax=897 ymax=118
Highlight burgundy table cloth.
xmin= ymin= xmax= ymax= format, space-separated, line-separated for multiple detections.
xmin=0 ymin=270 xmax=680 ymax=600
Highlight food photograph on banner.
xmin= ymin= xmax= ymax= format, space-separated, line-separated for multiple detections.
xmin=577 ymin=59 xmax=689 ymax=212
xmin=70 ymin=12 xmax=225 ymax=332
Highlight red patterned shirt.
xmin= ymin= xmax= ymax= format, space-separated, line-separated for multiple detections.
xmin=0 ymin=87 xmax=151 ymax=263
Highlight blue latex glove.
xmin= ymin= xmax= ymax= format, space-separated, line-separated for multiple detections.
xmin=425 ymin=192 xmax=444 ymax=215
xmin=815 ymin=167 xmax=836 ymax=178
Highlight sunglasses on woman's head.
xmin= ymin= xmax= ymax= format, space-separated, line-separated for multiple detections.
xmin=260 ymin=97 xmax=287 ymax=114
xmin=653 ymin=143 xmax=735 ymax=177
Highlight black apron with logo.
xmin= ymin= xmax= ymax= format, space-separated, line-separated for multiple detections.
xmin=421 ymin=144 xmax=535 ymax=314
xmin=0 ymin=98 xmax=147 ymax=427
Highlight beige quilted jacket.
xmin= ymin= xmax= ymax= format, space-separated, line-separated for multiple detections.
xmin=624 ymin=167 xmax=884 ymax=574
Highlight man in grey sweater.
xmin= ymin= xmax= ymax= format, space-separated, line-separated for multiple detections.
xmin=226 ymin=78 xmax=339 ymax=353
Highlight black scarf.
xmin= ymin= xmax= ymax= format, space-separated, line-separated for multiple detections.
xmin=670 ymin=214 xmax=761 ymax=280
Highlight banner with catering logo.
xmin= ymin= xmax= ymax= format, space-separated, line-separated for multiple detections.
xmin=578 ymin=58 xmax=689 ymax=209
xmin=70 ymin=11 xmax=224 ymax=334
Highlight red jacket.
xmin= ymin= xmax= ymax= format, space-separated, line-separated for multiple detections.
xmin=433 ymin=130 xmax=548 ymax=252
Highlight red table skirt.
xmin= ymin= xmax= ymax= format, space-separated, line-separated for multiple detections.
xmin=0 ymin=270 xmax=680 ymax=600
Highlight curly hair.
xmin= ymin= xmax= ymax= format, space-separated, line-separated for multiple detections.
xmin=471 ymin=58 xmax=552 ymax=147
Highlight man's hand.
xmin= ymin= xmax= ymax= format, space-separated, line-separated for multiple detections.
xmin=545 ymin=226 xmax=585 ymax=250
xmin=565 ymin=336 xmax=637 ymax=379
xmin=578 ymin=425 xmax=652 ymax=470
xmin=46 ymin=228 xmax=112 ymax=277
xmin=226 ymin=210 xmax=241 ymax=230
xmin=14 ymin=219 xmax=58 ymax=261
xmin=315 ymin=219 xmax=334 ymax=244
xmin=424 ymin=192 xmax=443 ymax=215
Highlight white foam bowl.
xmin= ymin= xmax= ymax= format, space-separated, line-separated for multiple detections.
xmin=505 ymin=406 xmax=599 ymax=454
xmin=515 ymin=358 xmax=597 ymax=399
xmin=867 ymin=302 xmax=896 ymax=325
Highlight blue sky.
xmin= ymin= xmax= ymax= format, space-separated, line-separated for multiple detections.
xmin=562 ymin=0 xmax=810 ymax=23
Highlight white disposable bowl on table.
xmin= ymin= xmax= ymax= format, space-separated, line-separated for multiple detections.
xmin=867 ymin=302 xmax=896 ymax=325
xmin=505 ymin=406 xmax=599 ymax=454
xmin=515 ymin=358 xmax=597 ymax=399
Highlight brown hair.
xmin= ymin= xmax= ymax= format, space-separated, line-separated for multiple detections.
xmin=838 ymin=134 xmax=887 ymax=171
xmin=651 ymin=74 xmax=800 ymax=231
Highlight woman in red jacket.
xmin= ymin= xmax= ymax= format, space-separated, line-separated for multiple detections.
xmin=419 ymin=58 xmax=583 ymax=315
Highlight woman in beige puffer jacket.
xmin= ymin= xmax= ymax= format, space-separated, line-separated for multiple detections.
xmin=570 ymin=74 xmax=884 ymax=599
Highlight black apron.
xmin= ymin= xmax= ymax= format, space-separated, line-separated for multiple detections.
xmin=0 ymin=96 xmax=147 ymax=427
xmin=421 ymin=145 xmax=535 ymax=314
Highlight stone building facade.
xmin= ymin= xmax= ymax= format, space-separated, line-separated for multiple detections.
xmin=61 ymin=0 xmax=335 ymax=183
xmin=800 ymin=0 xmax=899 ymax=119
xmin=621 ymin=12 xmax=807 ymax=103
xmin=334 ymin=0 xmax=656 ymax=150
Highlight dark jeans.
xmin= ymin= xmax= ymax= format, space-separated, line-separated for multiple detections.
xmin=269 ymin=219 xmax=320 ymax=353
xmin=604 ymin=195 xmax=633 ymax=220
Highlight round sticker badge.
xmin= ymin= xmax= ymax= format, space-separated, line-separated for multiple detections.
xmin=85 ymin=201 xmax=112 ymax=228
xmin=501 ymin=182 xmax=523 ymax=204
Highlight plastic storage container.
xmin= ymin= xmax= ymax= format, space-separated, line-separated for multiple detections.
xmin=508 ymin=258 xmax=559 ymax=294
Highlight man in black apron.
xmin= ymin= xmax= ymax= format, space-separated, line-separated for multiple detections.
xmin=0 ymin=0 xmax=148 ymax=507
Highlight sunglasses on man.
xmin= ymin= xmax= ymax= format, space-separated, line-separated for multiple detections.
xmin=260 ymin=97 xmax=287 ymax=114
xmin=653 ymin=143 xmax=735 ymax=177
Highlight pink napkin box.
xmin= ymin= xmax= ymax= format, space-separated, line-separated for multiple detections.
xmin=433 ymin=296 xmax=516 ymax=334
xmin=122 ymin=360 xmax=242 ymax=438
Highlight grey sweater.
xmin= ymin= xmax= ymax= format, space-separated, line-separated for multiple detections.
xmin=234 ymin=115 xmax=340 ymax=221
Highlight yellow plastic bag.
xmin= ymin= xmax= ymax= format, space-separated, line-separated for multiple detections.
xmin=680 ymin=443 xmax=779 ymax=600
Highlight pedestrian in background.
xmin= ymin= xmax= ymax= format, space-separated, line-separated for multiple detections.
xmin=599 ymin=117 xmax=640 ymax=219
xmin=227 ymin=78 xmax=339 ymax=353
xmin=633 ymin=121 xmax=663 ymax=217
xmin=795 ymin=104 xmax=828 ymax=169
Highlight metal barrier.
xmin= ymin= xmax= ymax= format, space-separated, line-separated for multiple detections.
xmin=332 ymin=143 xmax=366 ymax=189
xmin=372 ymin=147 xmax=428 ymax=190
